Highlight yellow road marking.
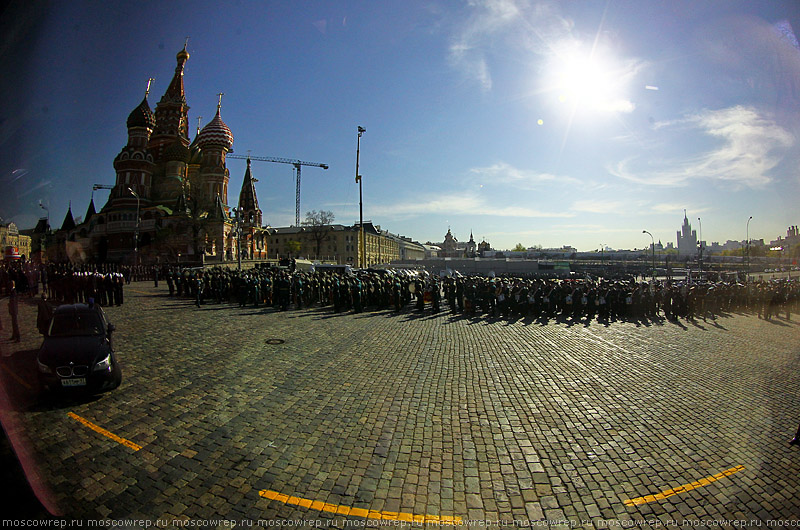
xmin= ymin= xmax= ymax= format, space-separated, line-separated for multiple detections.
xmin=0 ymin=364 xmax=34 ymax=390
xmin=258 ymin=489 xmax=461 ymax=524
xmin=67 ymin=412 xmax=141 ymax=451
xmin=128 ymin=288 xmax=152 ymax=295
xmin=624 ymin=465 xmax=745 ymax=506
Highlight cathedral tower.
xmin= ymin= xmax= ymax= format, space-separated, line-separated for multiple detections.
xmin=238 ymin=157 xmax=262 ymax=228
xmin=110 ymin=82 xmax=156 ymax=208
xmin=195 ymin=95 xmax=234 ymax=210
xmin=149 ymin=44 xmax=191 ymax=160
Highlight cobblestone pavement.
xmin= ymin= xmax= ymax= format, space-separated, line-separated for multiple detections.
xmin=1 ymin=283 xmax=799 ymax=527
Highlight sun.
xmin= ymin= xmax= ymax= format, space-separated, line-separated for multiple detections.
xmin=542 ymin=42 xmax=636 ymax=114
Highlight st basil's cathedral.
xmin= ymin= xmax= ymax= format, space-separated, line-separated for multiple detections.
xmin=61 ymin=44 xmax=267 ymax=264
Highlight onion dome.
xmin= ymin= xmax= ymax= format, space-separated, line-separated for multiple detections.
xmin=196 ymin=109 xmax=234 ymax=150
xmin=127 ymin=97 xmax=156 ymax=129
xmin=176 ymin=44 xmax=190 ymax=63
xmin=163 ymin=138 xmax=190 ymax=162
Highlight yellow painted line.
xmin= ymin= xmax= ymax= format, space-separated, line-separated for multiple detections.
xmin=67 ymin=412 xmax=142 ymax=451
xmin=0 ymin=364 xmax=34 ymax=390
xmin=128 ymin=288 xmax=152 ymax=295
xmin=624 ymin=465 xmax=745 ymax=506
xmin=258 ymin=489 xmax=461 ymax=524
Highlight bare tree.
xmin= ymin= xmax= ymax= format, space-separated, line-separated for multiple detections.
xmin=302 ymin=210 xmax=335 ymax=259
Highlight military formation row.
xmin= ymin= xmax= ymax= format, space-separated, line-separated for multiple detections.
xmin=0 ymin=261 xmax=159 ymax=306
xmin=161 ymin=266 xmax=798 ymax=323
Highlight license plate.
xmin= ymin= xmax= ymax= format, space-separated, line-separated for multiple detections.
xmin=61 ymin=378 xmax=86 ymax=387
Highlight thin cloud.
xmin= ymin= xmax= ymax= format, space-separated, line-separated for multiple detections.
xmin=650 ymin=203 xmax=710 ymax=215
xmin=447 ymin=0 xmax=568 ymax=91
xmin=610 ymin=106 xmax=794 ymax=188
xmin=448 ymin=0 xmax=521 ymax=91
xmin=568 ymin=199 xmax=627 ymax=214
xmin=374 ymin=192 xmax=573 ymax=219
xmin=469 ymin=162 xmax=581 ymax=189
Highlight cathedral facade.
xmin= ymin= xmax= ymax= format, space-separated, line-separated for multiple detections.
xmin=66 ymin=45 xmax=268 ymax=264
xmin=436 ymin=229 xmax=477 ymax=258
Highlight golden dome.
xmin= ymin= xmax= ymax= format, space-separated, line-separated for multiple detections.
xmin=176 ymin=45 xmax=190 ymax=63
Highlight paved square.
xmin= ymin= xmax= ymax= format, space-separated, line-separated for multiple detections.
xmin=1 ymin=282 xmax=799 ymax=527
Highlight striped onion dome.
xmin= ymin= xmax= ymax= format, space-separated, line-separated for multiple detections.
xmin=126 ymin=97 xmax=155 ymax=130
xmin=196 ymin=110 xmax=233 ymax=150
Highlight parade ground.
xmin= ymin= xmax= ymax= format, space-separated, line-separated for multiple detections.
xmin=1 ymin=282 xmax=799 ymax=527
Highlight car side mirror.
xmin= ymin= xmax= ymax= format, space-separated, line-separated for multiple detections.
xmin=107 ymin=323 xmax=116 ymax=333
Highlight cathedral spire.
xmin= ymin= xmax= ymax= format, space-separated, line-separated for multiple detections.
xmin=85 ymin=198 xmax=96 ymax=224
xmin=161 ymin=44 xmax=189 ymax=106
xmin=238 ymin=157 xmax=262 ymax=228
xmin=145 ymin=77 xmax=154 ymax=98
xmin=151 ymin=44 xmax=192 ymax=154
xmin=60 ymin=202 xmax=76 ymax=232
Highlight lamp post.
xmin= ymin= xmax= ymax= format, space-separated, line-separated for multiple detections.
xmin=355 ymin=126 xmax=366 ymax=268
xmin=127 ymin=187 xmax=140 ymax=266
xmin=38 ymin=201 xmax=49 ymax=230
xmin=643 ymin=230 xmax=655 ymax=280
xmin=697 ymin=217 xmax=702 ymax=278
xmin=232 ymin=206 xmax=243 ymax=271
xmin=38 ymin=201 xmax=50 ymax=260
xmin=746 ymin=216 xmax=753 ymax=282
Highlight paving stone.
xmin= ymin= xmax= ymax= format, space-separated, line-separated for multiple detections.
xmin=1 ymin=282 xmax=798 ymax=523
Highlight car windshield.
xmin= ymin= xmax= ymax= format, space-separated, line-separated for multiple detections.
xmin=48 ymin=312 xmax=104 ymax=337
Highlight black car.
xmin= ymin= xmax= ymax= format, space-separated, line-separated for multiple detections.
xmin=37 ymin=303 xmax=122 ymax=394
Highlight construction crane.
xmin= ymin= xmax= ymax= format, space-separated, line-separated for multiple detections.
xmin=227 ymin=154 xmax=329 ymax=226
xmin=92 ymin=183 xmax=114 ymax=201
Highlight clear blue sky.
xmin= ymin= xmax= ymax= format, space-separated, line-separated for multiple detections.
xmin=2 ymin=0 xmax=799 ymax=251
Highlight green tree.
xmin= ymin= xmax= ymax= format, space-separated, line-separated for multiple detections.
xmin=286 ymin=240 xmax=302 ymax=258
xmin=512 ymin=243 xmax=526 ymax=252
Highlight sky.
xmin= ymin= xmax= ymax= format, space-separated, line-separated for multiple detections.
xmin=1 ymin=0 xmax=799 ymax=252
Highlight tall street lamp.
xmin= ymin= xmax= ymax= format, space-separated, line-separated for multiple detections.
xmin=746 ymin=216 xmax=753 ymax=282
xmin=231 ymin=206 xmax=243 ymax=271
xmin=38 ymin=201 xmax=50 ymax=260
xmin=642 ymin=230 xmax=655 ymax=280
xmin=127 ymin=187 xmax=140 ymax=266
xmin=355 ymin=126 xmax=366 ymax=268
xmin=38 ymin=201 xmax=49 ymax=230
xmin=697 ymin=217 xmax=703 ymax=278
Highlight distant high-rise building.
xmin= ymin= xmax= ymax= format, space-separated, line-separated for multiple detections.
xmin=677 ymin=210 xmax=698 ymax=257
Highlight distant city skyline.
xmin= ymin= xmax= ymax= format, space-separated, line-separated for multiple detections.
xmin=2 ymin=1 xmax=799 ymax=252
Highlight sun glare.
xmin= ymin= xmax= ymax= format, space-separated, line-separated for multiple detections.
xmin=543 ymin=43 xmax=635 ymax=114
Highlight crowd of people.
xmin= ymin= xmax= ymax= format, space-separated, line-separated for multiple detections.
xmin=0 ymin=261 xmax=139 ymax=343
xmin=0 ymin=261 xmax=134 ymax=306
xmin=162 ymin=264 xmax=799 ymax=324
xmin=2 ymin=260 xmax=798 ymax=344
